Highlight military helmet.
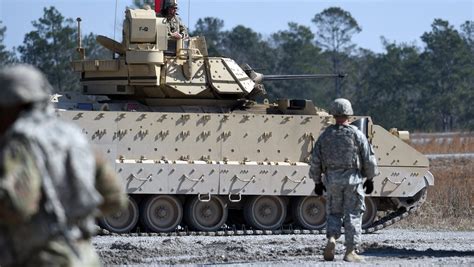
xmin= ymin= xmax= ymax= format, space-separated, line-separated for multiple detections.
xmin=165 ymin=0 xmax=178 ymax=8
xmin=329 ymin=98 xmax=353 ymax=116
xmin=0 ymin=64 xmax=53 ymax=106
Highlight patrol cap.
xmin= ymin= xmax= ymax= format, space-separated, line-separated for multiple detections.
xmin=330 ymin=98 xmax=353 ymax=116
xmin=0 ymin=64 xmax=53 ymax=107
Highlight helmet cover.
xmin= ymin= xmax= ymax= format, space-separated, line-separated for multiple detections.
xmin=0 ymin=64 xmax=52 ymax=106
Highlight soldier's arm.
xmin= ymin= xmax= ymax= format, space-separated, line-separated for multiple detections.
xmin=309 ymin=139 xmax=323 ymax=184
xmin=177 ymin=16 xmax=188 ymax=37
xmin=0 ymin=138 xmax=41 ymax=224
xmin=94 ymin=151 xmax=127 ymax=216
xmin=180 ymin=23 xmax=188 ymax=38
xmin=357 ymin=133 xmax=378 ymax=180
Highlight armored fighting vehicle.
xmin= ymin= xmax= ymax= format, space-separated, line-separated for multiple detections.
xmin=54 ymin=7 xmax=434 ymax=234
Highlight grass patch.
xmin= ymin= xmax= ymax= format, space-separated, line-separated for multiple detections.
xmin=394 ymin=136 xmax=473 ymax=230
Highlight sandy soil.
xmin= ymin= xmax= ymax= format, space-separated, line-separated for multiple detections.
xmin=93 ymin=229 xmax=474 ymax=266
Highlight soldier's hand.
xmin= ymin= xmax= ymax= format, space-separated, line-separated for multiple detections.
xmin=171 ymin=32 xmax=182 ymax=39
xmin=314 ymin=183 xmax=326 ymax=196
xmin=363 ymin=179 xmax=374 ymax=194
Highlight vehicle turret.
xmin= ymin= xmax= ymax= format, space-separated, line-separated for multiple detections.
xmin=72 ymin=8 xmax=340 ymax=107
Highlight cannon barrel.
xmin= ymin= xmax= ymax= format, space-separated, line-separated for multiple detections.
xmin=243 ymin=64 xmax=345 ymax=84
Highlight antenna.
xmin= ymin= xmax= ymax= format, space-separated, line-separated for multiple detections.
xmin=187 ymin=0 xmax=191 ymax=30
xmin=113 ymin=0 xmax=119 ymax=59
xmin=114 ymin=0 xmax=118 ymax=41
xmin=76 ymin=18 xmax=85 ymax=60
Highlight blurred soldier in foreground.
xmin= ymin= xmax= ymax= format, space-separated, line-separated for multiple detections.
xmin=309 ymin=98 xmax=378 ymax=262
xmin=160 ymin=0 xmax=188 ymax=40
xmin=0 ymin=65 xmax=127 ymax=267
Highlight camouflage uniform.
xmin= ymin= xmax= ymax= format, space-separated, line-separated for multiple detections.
xmin=0 ymin=65 xmax=127 ymax=267
xmin=165 ymin=15 xmax=188 ymax=38
xmin=309 ymin=99 xmax=378 ymax=255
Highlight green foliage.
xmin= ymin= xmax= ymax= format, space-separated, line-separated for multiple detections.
xmin=17 ymin=7 xmax=110 ymax=92
xmin=418 ymin=19 xmax=473 ymax=131
xmin=312 ymin=7 xmax=362 ymax=98
xmin=312 ymin=7 xmax=361 ymax=53
xmin=270 ymin=22 xmax=318 ymax=70
xmin=83 ymin=33 xmax=111 ymax=60
xmin=268 ymin=23 xmax=328 ymax=103
xmin=459 ymin=21 xmax=474 ymax=130
xmin=190 ymin=18 xmax=276 ymax=87
xmin=17 ymin=7 xmax=78 ymax=92
xmin=461 ymin=21 xmax=474 ymax=50
xmin=191 ymin=17 xmax=225 ymax=56
xmin=221 ymin=26 xmax=274 ymax=68
xmin=352 ymin=19 xmax=473 ymax=131
xmin=354 ymin=43 xmax=423 ymax=129
xmin=0 ymin=21 xmax=16 ymax=64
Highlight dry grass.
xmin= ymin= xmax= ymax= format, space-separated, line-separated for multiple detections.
xmin=394 ymin=136 xmax=474 ymax=230
xmin=410 ymin=133 xmax=474 ymax=154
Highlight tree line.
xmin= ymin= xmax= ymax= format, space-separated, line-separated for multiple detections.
xmin=0 ymin=6 xmax=472 ymax=132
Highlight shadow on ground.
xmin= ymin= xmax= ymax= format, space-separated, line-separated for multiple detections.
xmin=362 ymin=243 xmax=474 ymax=258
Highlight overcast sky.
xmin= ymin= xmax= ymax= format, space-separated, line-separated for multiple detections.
xmin=1 ymin=0 xmax=473 ymax=53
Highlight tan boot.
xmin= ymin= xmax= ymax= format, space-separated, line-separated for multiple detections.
xmin=343 ymin=249 xmax=364 ymax=262
xmin=323 ymin=236 xmax=336 ymax=261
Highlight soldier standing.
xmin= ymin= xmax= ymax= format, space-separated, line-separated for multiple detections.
xmin=0 ymin=64 xmax=127 ymax=267
xmin=160 ymin=0 xmax=188 ymax=40
xmin=309 ymin=98 xmax=378 ymax=262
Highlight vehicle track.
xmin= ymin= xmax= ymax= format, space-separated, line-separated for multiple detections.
xmin=97 ymin=199 xmax=421 ymax=237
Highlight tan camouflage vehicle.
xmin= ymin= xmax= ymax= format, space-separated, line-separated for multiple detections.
xmin=54 ymin=8 xmax=434 ymax=234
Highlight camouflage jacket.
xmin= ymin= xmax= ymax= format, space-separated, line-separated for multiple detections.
xmin=0 ymin=107 xmax=126 ymax=266
xmin=166 ymin=15 xmax=188 ymax=38
xmin=309 ymin=124 xmax=378 ymax=185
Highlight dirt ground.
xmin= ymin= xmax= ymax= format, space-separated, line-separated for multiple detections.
xmin=93 ymin=229 xmax=474 ymax=266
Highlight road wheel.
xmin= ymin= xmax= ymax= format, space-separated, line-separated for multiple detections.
xmin=184 ymin=196 xmax=228 ymax=231
xmin=362 ymin=197 xmax=377 ymax=229
xmin=244 ymin=195 xmax=286 ymax=230
xmin=292 ymin=196 xmax=326 ymax=230
xmin=140 ymin=195 xmax=182 ymax=232
xmin=100 ymin=197 xmax=139 ymax=233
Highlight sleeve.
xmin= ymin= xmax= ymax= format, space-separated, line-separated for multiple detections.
xmin=177 ymin=16 xmax=188 ymax=37
xmin=94 ymin=151 xmax=127 ymax=216
xmin=357 ymin=132 xmax=379 ymax=180
xmin=165 ymin=18 xmax=173 ymax=36
xmin=309 ymin=137 xmax=323 ymax=184
xmin=167 ymin=20 xmax=173 ymax=37
xmin=0 ymin=138 xmax=41 ymax=224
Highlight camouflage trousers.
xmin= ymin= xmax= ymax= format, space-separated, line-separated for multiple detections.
xmin=22 ymin=238 xmax=101 ymax=267
xmin=325 ymin=182 xmax=365 ymax=250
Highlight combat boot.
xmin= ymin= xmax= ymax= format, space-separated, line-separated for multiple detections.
xmin=343 ymin=249 xmax=364 ymax=262
xmin=323 ymin=236 xmax=336 ymax=261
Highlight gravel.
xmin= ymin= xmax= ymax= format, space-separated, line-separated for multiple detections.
xmin=93 ymin=229 xmax=474 ymax=266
